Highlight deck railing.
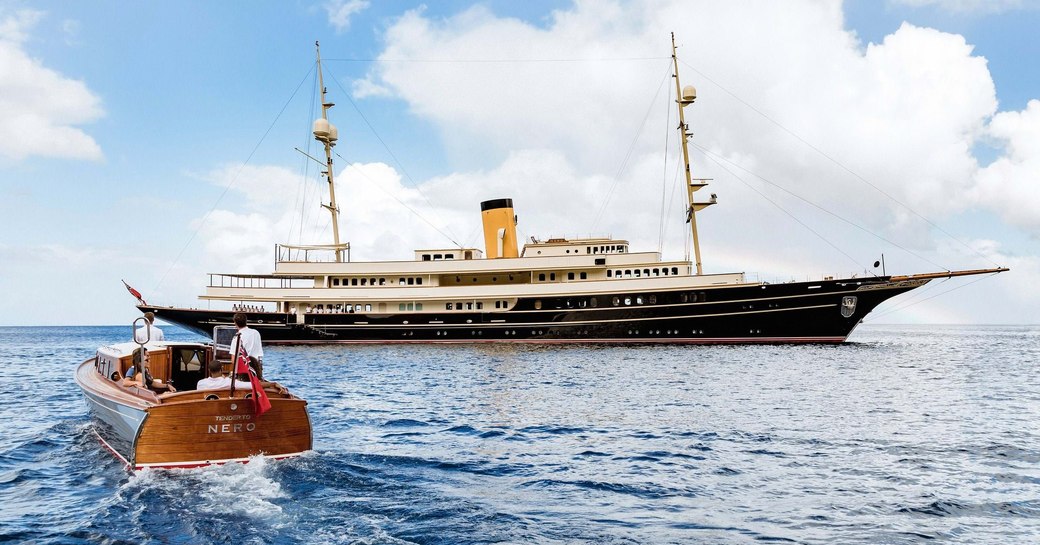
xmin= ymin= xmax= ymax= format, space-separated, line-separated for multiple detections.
xmin=276 ymin=243 xmax=350 ymax=264
xmin=207 ymin=274 xmax=313 ymax=289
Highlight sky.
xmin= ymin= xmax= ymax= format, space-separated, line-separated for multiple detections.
xmin=0 ymin=0 xmax=1038 ymax=326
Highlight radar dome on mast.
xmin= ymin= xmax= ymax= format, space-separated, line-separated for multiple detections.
xmin=681 ymin=85 xmax=697 ymax=105
xmin=313 ymin=118 xmax=330 ymax=139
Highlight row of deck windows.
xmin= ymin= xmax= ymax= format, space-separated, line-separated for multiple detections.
xmin=300 ymin=303 xmax=373 ymax=313
xmin=537 ymin=271 xmax=589 ymax=282
xmin=420 ymin=253 xmax=456 ymax=261
xmin=607 ymin=267 xmax=679 ymax=278
xmin=332 ymin=277 xmax=424 ymax=287
xmin=398 ymin=302 xmax=425 ymax=311
xmin=445 ymin=302 xmax=485 ymax=310
xmin=530 ymin=290 xmax=707 ymax=310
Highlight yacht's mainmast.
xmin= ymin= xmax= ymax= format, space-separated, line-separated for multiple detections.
xmin=671 ymin=32 xmax=716 ymax=275
xmin=313 ymin=41 xmax=343 ymax=261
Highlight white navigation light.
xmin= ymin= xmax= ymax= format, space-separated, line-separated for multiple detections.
xmin=681 ymin=85 xmax=697 ymax=105
xmin=313 ymin=118 xmax=331 ymax=140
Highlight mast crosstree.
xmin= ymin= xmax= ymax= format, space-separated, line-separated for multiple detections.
xmin=313 ymin=41 xmax=344 ymax=261
xmin=671 ymin=32 xmax=716 ymax=275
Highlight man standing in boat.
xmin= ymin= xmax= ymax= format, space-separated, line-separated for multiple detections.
xmin=134 ymin=312 xmax=164 ymax=343
xmin=231 ymin=313 xmax=264 ymax=379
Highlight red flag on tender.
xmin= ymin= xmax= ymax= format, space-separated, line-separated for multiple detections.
xmin=122 ymin=280 xmax=146 ymax=305
xmin=234 ymin=346 xmax=271 ymax=416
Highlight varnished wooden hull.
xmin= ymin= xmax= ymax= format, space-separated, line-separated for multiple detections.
xmin=76 ymin=360 xmax=312 ymax=470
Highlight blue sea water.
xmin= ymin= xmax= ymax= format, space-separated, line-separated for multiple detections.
xmin=0 ymin=324 xmax=1038 ymax=544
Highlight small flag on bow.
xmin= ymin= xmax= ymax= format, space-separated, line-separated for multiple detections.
xmin=122 ymin=280 xmax=146 ymax=305
xmin=233 ymin=346 xmax=271 ymax=416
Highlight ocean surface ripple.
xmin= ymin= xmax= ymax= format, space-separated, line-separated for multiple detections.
xmin=0 ymin=324 xmax=1038 ymax=544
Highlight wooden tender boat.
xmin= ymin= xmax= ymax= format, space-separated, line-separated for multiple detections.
xmin=75 ymin=325 xmax=311 ymax=470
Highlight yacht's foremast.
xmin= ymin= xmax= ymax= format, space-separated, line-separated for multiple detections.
xmin=671 ymin=33 xmax=715 ymax=275
xmin=314 ymin=41 xmax=344 ymax=261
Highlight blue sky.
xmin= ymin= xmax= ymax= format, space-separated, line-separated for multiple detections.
xmin=1 ymin=0 xmax=1037 ymax=326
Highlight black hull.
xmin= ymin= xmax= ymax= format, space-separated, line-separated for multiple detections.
xmin=141 ymin=277 xmax=927 ymax=344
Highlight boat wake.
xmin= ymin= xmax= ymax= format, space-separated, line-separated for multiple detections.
xmin=126 ymin=455 xmax=287 ymax=519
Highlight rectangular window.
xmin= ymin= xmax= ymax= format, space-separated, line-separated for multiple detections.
xmin=607 ymin=270 xmax=613 ymax=278
xmin=568 ymin=272 xmax=575 ymax=280
xmin=423 ymin=254 xmax=431 ymax=261
xmin=379 ymin=278 xmax=386 ymax=285
xmin=476 ymin=302 xmax=483 ymax=310
xmin=399 ymin=278 xmax=406 ymax=285
xmin=446 ymin=303 xmax=453 ymax=310
xmin=407 ymin=278 xmax=414 ymax=285
xmin=550 ymin=273 xmax=556 ymax=281
xmin=416 ymin=303 xmax=423 ymax=311
xmin=445 ymin=254 xmax=454 ymax=259
xmin=653 ymin=269 xmax=659 ymax=276
xmin=538 ymin=273 xmax=546 ymax=281
xmin=434 ymin=254 xmax=442 ymax=260
xmin=407 ymin=303 xmax=414 ymax=310
xmin=495 ymin=301 xmax=500 ymax=309
xmin=416 ymin=278 xmax=422 ymax=285
xmin=333 ymin=278 xmax=340 ymax=286
xmin=587 ymin=247 xmax=591 ymax=254
xmin=351 ymin=278 xmax=358 ymax=286
xmin=662 ymin=268 xmax=668 ymax=276
xmin=634 ymin=269 xmax=641 ymax=277
xmin=580 ymin=272 xmax=587 ymax=280
xmin=365 ymin=304 xmax=372 ymax=312
xmin=361 ymin=278 xmax=367 ymax=286
xmin=398 ymin=303 xmax=406 ymax=311
xmin=672 ymin=267 xmax=678 ymax=275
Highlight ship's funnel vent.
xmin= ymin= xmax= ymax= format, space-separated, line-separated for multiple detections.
xmin=480 ymin=198 xmax=518 ymax=259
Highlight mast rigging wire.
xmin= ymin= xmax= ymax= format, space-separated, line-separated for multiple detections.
xmin=690 ymin=142 xmax=948 ymax=272
xmin=657 ymin=85 xmax=674 ymax=255
xmin=323 ymin=68 xmax=464 ymax=248
xmin=591 ymin=61 xmax=674 ymax=232
xmin=864 ymin=272 xmax=1001 ymax=322
xmin=153 ymin=65 xmax=315 ymax=292
xmin=326 ymin=56 xmax=670 ymax=64
xmin=334 ymin=150 xmax=464 ymax=249
xmin=289 ymin=65 xmax=320 ymax=245
xmin=693 ymin=146 xmax=872 ymax=273
xmin=677 ymin=57 xmax=1000 ymax=269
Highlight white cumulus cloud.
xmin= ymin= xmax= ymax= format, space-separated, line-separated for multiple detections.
xmin=324 ymin=0 xmax=369 ymax=33
xmin=0 ymin=9 xmax=104 ymax=162
xmin=191 ymin=0 xmax=1034 ymax=323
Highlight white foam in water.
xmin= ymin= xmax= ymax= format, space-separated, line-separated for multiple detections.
xmin=121 ymin=455 xmax=286 ymax=521
xmin=193 ymin=455 xmax=287 ymax=519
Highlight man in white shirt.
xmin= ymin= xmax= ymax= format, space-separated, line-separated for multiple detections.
xmin=134 ymin=312 xmax=165 ymax=343
xmin=232 ymin=313 xmax=264 ymax=379
xmin=196 ymin=360 xmax=231 ymax=390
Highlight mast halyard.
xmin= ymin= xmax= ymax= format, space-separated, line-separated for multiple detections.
xmin=671 ymin=32 xmax=715 ymax=275
xmin=313 ymin=41 xmax=344 ymax=262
